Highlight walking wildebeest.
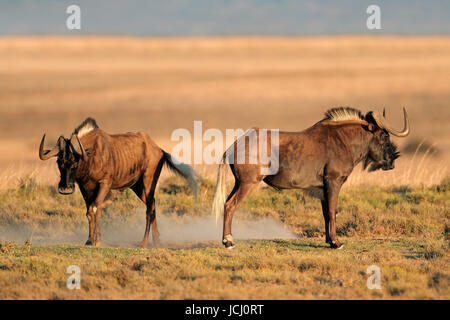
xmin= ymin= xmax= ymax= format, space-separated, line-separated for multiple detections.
xmin=39 ymin=118 xmax=199 ymax=248
xmin=212 ymin=107 xmax=410 ymax=249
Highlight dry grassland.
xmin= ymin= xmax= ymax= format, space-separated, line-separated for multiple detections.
xmin=0 ymin=36 xmax=449 ymax=299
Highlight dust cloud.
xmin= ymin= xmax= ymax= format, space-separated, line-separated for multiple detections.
xmin=0 ymin=208 xmax=298 ymax=248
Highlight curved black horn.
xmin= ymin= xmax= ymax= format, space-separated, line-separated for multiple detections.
xmin=39 ymin=134 xmax=60 ymax=160
xmin=70 ymin=134 xmax=87 ymax=160
xmin=76 ymin=134 xmax=87 ymax=160
xmin=370 ymin=107 xmax=410 ymax=137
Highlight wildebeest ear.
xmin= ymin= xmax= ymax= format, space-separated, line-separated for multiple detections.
xmin=57 ymin=136 xmax=66 ymax=148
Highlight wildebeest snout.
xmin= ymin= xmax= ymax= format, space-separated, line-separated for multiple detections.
xmin=382 ymin=162 xmax=395 ymax=171
xmin=58 ymin=185 xmax=75 ymax=195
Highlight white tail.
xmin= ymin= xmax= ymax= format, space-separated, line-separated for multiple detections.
xmin=212 ymin=160 xmax=227 ymax=225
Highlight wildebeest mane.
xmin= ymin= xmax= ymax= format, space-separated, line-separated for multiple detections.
xmin=73 ymin=117 xmax=99 ymax=137
xmin=323 ymin=107 xmax=365 ymax=122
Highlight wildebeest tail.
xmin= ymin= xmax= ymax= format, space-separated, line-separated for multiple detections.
xmin=212 ymin=154 xmax=227 ymax=225
xmin=162 ymin=151 xmax=199 ymax=200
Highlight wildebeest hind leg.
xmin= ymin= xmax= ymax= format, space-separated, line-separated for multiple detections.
xmin=223 ymin=181 xmax=259 ymax=248
xmin=138 ymin=160 xmax=163 ymax=249
xmin=148 ymin=198 xmax=160 ymax=247
xmin=138 ymin=194 xmax=158 ymax=249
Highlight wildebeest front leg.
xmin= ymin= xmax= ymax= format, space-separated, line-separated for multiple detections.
xmin=80 ymin=187 xmax=95 ymax=246
xmin=320 ymin=200 xmax=331 ymax=244
xmin=324 ymin=178 xmax=344 ymax=249
xmin=91 ymin=182 xmax=112 ymax=246
xmin=85 ymin=206 xmax=95 ymax=245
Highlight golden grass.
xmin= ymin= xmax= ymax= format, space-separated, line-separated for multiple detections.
xmin=0 ymin=239 xmax=448 ymax=300
xmin=0 ymin=177 xmax=449 ymax=299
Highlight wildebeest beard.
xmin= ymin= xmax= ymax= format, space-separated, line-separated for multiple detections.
xmin=363 ymin=141 xmax=400 ymax=172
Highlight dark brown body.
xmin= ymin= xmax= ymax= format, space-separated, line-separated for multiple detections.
xmin=213 ymin=108 xmax=409 ymax=249
xmin=39 ymin=119 xmax=198 ymax=248
xmin=76 ymin=129 xmax=165 ymax=247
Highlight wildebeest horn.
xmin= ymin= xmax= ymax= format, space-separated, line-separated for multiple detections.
xmin=369 ymin=107 xmax=410 ymax=137
xmin=70 ymin=134 xmax=87 ymax=160
xmin=39 ymin=134 xmax=60 ymax=160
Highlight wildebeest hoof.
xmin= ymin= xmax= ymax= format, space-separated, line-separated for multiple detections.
xmin=138 ymin=242 xmax=148 ymax=249
xmin=224 ymin=241 xmax=235 ymax=250
xmin=330 ymin=241 xmax=343 ymax=249
xmin=222 ymin=234 xmax=235 ymax=249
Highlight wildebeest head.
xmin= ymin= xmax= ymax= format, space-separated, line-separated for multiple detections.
xmin=39 ymin=133 xmax=87 ymax=195
xmin=363 ymin=108 xmax=409 ymax=171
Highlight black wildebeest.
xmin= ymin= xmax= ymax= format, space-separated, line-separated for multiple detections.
xmin=212 ymin=107 xmax=410 ymax=249
xmin=39 ymin=118 xmax=198 ymax=248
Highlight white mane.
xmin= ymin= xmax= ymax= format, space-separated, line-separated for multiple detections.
xmin=324 ymin=107 xmax=364 ymax=122
xmin=73 ymin=117 xmax=99 ymax=137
